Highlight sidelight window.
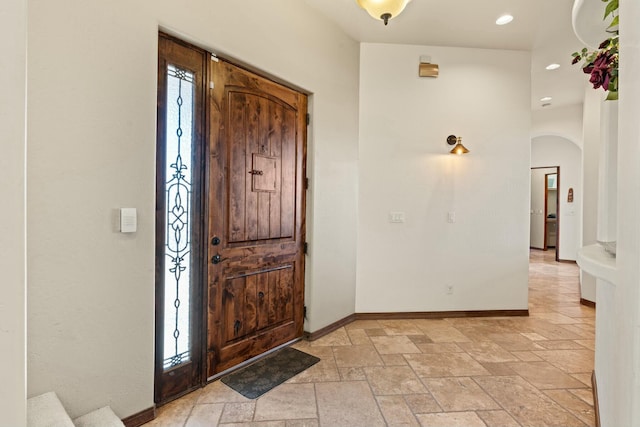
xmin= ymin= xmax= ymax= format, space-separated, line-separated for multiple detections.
xmin=162 ymin=64 xmax=195 ymax=370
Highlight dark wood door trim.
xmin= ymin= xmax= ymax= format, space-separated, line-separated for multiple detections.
xmin=555 ymin=167 xmax=561 ymax=262
xmin=531 ymin=166 xmax=560 ymax=259
xmin=544 ymin=177 xmax=549 ymax=250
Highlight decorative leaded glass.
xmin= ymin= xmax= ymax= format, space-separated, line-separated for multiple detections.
xmin=163 ymin=64 xmax=195 ymax=370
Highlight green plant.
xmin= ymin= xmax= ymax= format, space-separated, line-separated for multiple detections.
xmin=571 ymin=0 xmax=619 ymax=100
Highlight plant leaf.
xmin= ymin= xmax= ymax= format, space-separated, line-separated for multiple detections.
xmin=604 ymin=0 xmax=618 ymax=18
xmin=605 ymin=0 xmax=618 ymax=18
xmin=609 ymin=15 xmax=619 ymax=28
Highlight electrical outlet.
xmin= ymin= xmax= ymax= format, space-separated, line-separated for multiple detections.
xmin=446 ymin=285 xmax=454 ymax=295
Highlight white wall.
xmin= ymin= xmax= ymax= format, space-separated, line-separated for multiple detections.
xmin=597 ymin=101 xmax=618 ymax=243
xmin=532 ymin=104 xmax=584 ymax=147
xmin=26 ymin=0 xmax=359 ymax=419
xmin=0 ymin=0 xmax=27 ymax=426
xmin=356 ymin=43 xmax=530 ymax=313
xmin=532 ymin=137 xmax=582 ymax=260
xmin=581 ymin=87 xmax=606 ymax=302
xmin=595 ymin=0 xmax=640 ymax=424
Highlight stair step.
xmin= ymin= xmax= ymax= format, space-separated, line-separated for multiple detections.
xmin=27 ymin=392 xmax=75 ymax=427
xmin=73 ymin=406 xmax=125 ymax=427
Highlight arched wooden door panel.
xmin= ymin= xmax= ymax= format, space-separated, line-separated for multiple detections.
xmin=207 ymin=60 xmax=307 ymax=377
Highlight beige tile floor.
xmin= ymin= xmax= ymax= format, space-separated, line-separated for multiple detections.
xmin=145 ymin=250 xmax=595 ymax=427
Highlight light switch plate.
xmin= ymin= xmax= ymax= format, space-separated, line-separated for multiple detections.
xmin=389 ymin=212 xmax=406 ymax=223
xmin=120 ymin=208 xmax=137 ymax=233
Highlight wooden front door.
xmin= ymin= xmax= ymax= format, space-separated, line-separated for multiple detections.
xmin=207 ymin=59 xmax=307 ymax=376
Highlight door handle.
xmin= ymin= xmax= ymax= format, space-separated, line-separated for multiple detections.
xmin=211 ymin=254 xmax=223 ymax=264
xmin=211 ymin=236 xmax=221 ymax=246
xmin=248 ymin=169 xmax=263 ymax=175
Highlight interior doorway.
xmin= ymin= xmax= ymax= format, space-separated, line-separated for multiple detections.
xmin=530 ymin=166 xmax=560 ymax=261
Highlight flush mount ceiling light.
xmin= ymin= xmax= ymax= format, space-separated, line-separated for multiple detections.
xmin=546 ymin=63 xmax=561 ymax=70
xmin=357 ymin=0 xmax=412 ymax=26
xmin=495 ymin=14 xmax=514 ymax=25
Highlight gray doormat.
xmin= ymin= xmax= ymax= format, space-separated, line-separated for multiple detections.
xmin=220 ymin=347 xmax=320 ymax=399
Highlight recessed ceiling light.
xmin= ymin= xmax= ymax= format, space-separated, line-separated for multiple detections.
xmin=546 ymin=63 xmax=561 ymax=70
xmin=540 ymin=96 xmax=552 ymax=102
xmin=496 ymin=14 xmax=514 ymax=25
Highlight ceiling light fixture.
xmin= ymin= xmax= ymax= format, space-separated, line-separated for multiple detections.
xmin=546 ymin=63 xmax=561 ymax=70
xmin=357 ymin=0 xmax=412 ymax=26
xmin=495 ymin=14 xmax=514 ymax=25
xmin=540 ymin=96 xmax=553 ymax=102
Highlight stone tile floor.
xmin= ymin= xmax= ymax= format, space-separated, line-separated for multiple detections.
xmin=145 ymin=250 xmax=595 ymax=426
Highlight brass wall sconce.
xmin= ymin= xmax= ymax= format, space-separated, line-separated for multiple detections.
xmin=419 ymin=62 xmax=439 ymax=77
xmin=447 ymin=135 xmax=470 ymax=155
xmin=419 ymin=55 xmax=439 ymax=78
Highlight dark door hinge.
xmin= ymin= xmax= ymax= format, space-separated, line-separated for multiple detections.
xmin=306 ymin=113 xmax=310 ymax=126
xmin=305 ymin=177 xmax=309 ymax=190
xmin=304 ymin=305 xmax=307 ymax=318
xmin=303 ymin=242 xmax=308 ymax=254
